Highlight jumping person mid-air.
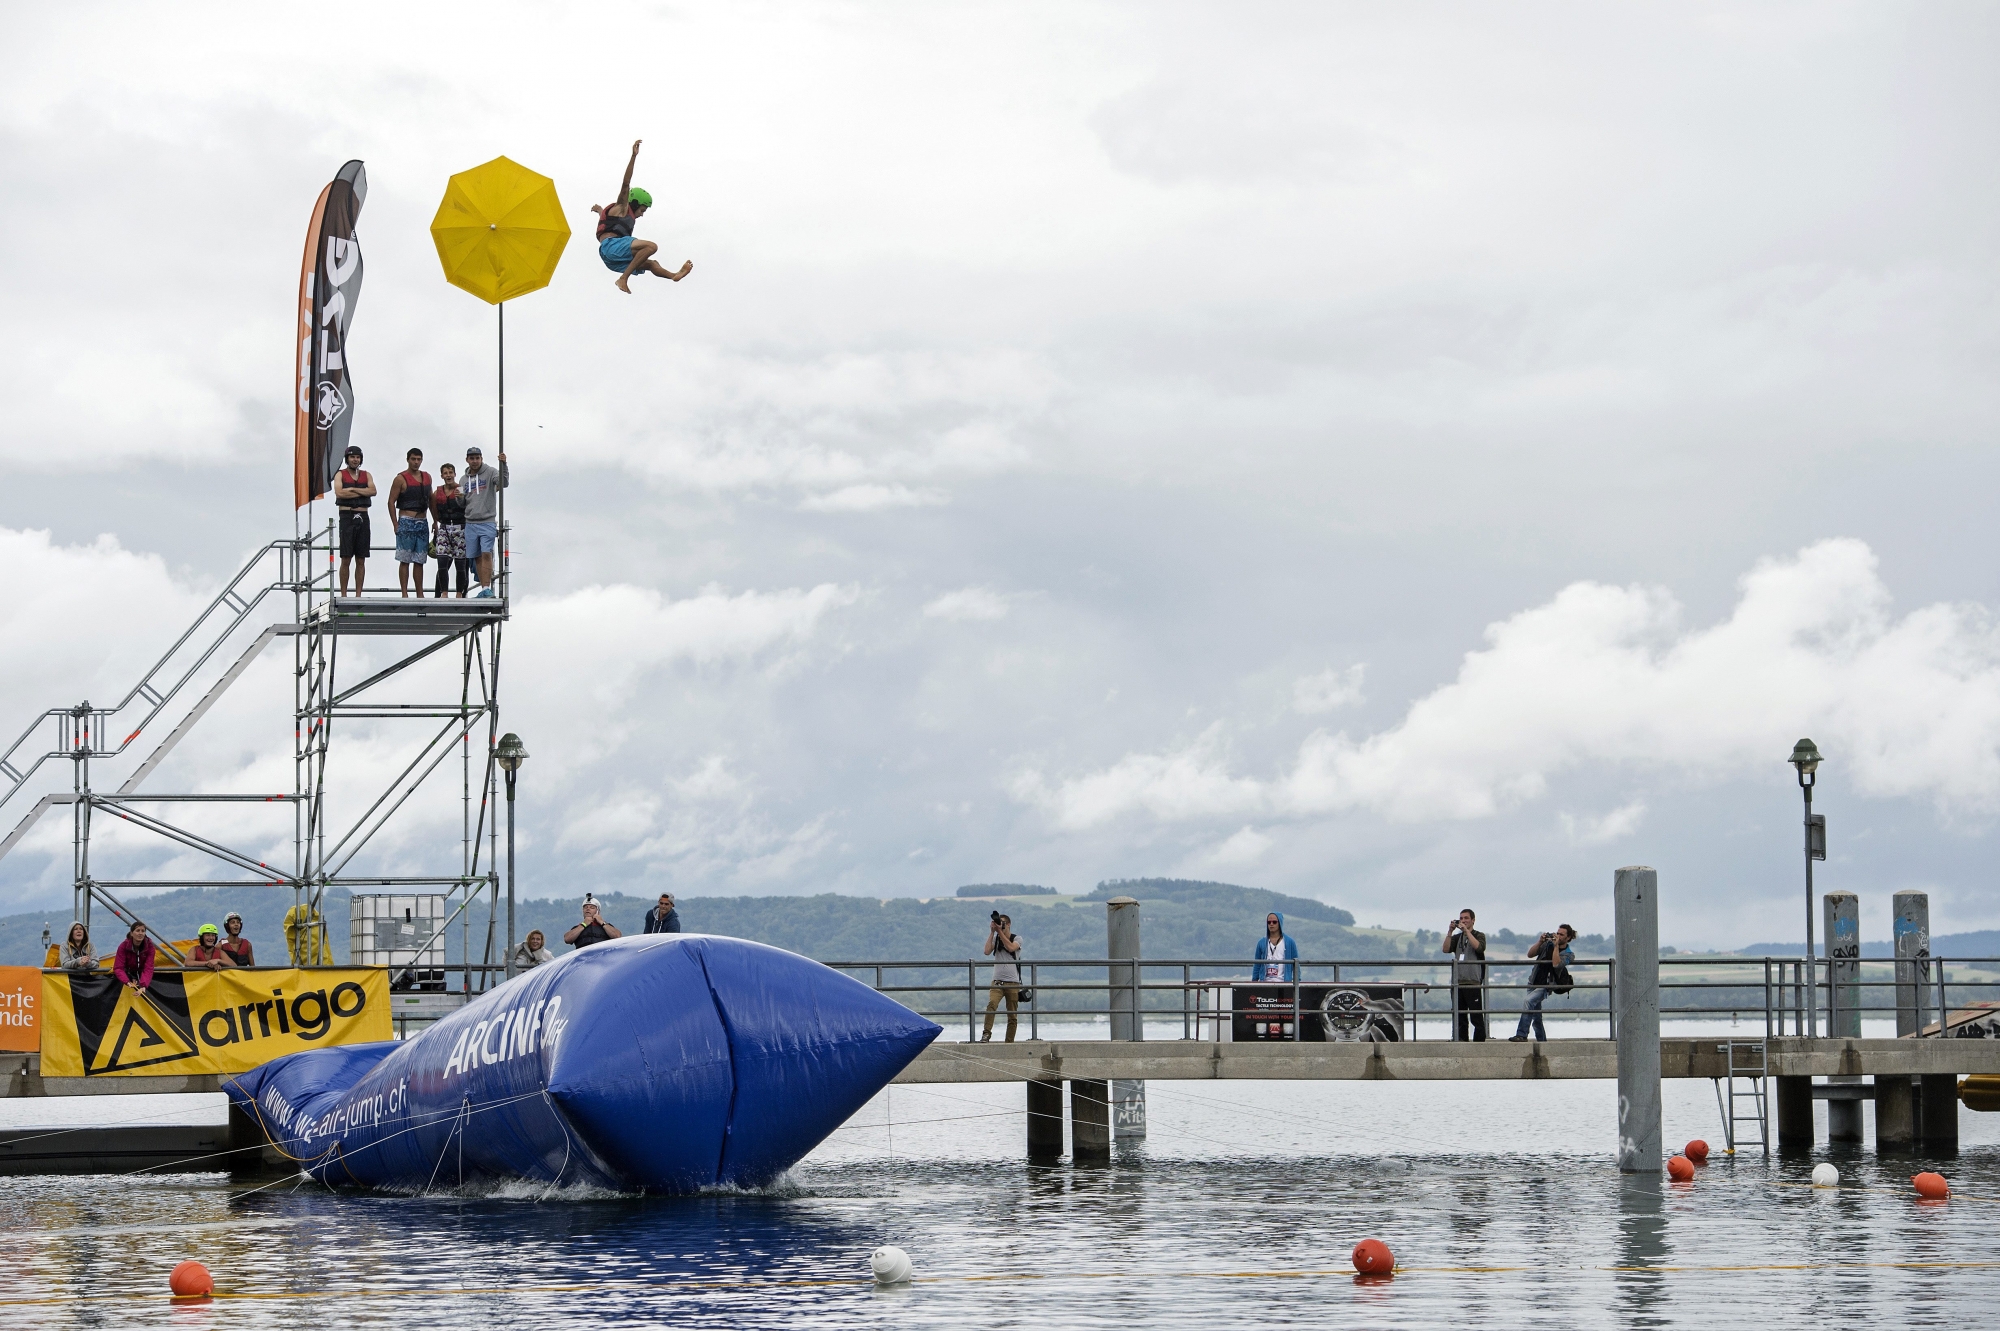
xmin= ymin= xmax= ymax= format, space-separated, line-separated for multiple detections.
xmin=592 ymin=140 xmax=692 ymax=295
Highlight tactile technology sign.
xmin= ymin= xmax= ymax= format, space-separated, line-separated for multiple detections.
xmin=39 ymin=968 xmax=390 ymax=1077
xmin=0 ymin=966 xmax=39 ymax=1053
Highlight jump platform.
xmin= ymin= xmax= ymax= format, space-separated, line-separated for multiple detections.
xmin=305 ymin=596 xmax=506 ymax=635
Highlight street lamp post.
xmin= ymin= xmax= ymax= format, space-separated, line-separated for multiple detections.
xmin=1788 ymin=738 xmax=1823 ymax=1037
xmin=496 ymin=732 xmax=528 ymax=980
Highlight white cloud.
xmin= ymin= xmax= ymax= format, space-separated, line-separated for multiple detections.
xmin=799 ymin=484 xmax=949 ymax=513
xmin=1202 ymin=825 xmax=1273 ymax=867
xmin=1559 ymin=800 xmax=1647 ymax=847
xmin=1293 ymin=665 xmax=1365 ymax=714
xmin=1015 ymin=540 xmax=2000 ymax=829
xmin=923 ymin=587 xmax=1015 ymax=622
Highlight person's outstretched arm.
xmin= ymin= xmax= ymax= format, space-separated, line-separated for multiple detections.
xmin=617 ymin=140 xmax=641 ymax=204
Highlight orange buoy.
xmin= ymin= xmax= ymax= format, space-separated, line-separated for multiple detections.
xmin=1351 ymin=1238 xmax=1395 ymax=1274
xmin=1666 ymin=1155 xmax=1695 ymax=1182
xmin=1685 ymin=1139 xmax=1709 ymax=1163
xmin=1912 ymin=1172 xmax=1950 ymax=1200
xmin=168 ymin=1260 xmax=213 ymax=1298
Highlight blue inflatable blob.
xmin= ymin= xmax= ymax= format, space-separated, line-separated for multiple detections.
xmin=223 ymin=934 xmax=940 ymax=1192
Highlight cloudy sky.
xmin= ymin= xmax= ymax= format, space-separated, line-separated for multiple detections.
xmin=2 ymin=2 xmax=1998 ymax=946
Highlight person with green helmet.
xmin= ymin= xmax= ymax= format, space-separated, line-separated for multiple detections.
xmin=186 ymin=923 xmax=236 ymax=971
xmin=593 ymin=139 xmax=692 ymax=294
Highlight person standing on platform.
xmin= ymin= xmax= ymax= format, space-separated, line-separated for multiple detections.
xmin=59 ymin=922 xmax=96 ymax=972
xmin=461 ymin=446 xmax=508 ymax=599
xmin=386 ymin=448 xmax=432 ymax=598
xmin=644 ymin=893 xmax=681 ymax=934
xmin=430 ymin=463 xmax=470 ymax=598
xmin=334 ymin=446 xmax=376 ymax=597
xmin=1443 ymin=908 xmax=1488 ymax=1041
xmin=1251 ymin=912 xmax=1298 ymax=982
xmin=565 ymin=895 xmax=623 ymax=949
xmin=219 ymin=912 xmax=254 ymax=967
xmin=980 ymin=912 xmax=1023 ymax=1043
xmin=113 ymin=922 xmax=157 ymax=993
xmin=1509 ymin=924 xmax=1575 ymax=1043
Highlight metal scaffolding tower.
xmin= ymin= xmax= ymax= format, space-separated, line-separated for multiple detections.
xmin=0 ymin=517 xmax=512 ymax=985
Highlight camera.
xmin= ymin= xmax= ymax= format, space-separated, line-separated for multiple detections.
xmin=990 ymin=910 xmax=1003 ymax=925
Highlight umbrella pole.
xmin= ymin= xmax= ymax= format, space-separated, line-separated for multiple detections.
xmin=497 ymin=300 xmax=505 ymax=599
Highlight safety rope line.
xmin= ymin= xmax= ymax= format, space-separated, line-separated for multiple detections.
xmin=13 ymin=1257 xmax=2000 ymax=1309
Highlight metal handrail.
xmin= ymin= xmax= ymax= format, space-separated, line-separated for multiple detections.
xmin=822 ymin=954 xmax=2000 ymax=1043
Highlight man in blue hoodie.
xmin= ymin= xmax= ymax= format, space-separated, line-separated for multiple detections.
xmin=1251 ymin=912 xmax=1298 ymax=983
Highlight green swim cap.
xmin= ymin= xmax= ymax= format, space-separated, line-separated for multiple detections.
xmin=628 ymin=187 xmax=653 ymax=207
xmin=198 ymin=923 xmax=219 ymax=937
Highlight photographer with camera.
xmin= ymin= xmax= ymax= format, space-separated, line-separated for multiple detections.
xmin=980 ymin=910 xmax=1024 ymax=1043
xmin=1441 ymin=908 xmax=1488 ymax=1041
xmin=1508 ymin=924 xmax=1575 ymax=1042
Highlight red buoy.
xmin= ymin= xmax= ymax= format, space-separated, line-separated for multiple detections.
xmin=168 ymin=1260 xmax=213 ymax=1298
xmin=1666 ymin=1155 xmax=1695 ymax=1182
xmin=1685 ymin=1139 xmax=1709 ymax=1163
xmin=1351 ymin=1238 xmax=1394 ymax=1274
xmin=1912 ymin=1172 xmax=1950 ymax=1200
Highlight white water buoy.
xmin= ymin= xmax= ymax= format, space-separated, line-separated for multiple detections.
xmin=870 ymin=1245 xmax=913 ymax=1285
xmin=1811 ymin=1163 xmax=1839 ymax=1188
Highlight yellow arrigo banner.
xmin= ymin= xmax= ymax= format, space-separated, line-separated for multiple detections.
xmin=39 ymin=968 xmax=391 ymax=1078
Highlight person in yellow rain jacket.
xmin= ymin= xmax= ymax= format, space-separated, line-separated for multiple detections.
xmin=284 ymin=902 xmax=332 ymax=965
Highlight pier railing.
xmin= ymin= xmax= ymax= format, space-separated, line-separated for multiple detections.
xmin=822 ymin=955 xmax=2000 ymax=1044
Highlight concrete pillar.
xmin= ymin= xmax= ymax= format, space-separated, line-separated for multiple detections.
xmin=1822 ymin=892 xmax=1863 ymax=1142
xmin=1875 ymin=1077 xmax=1916 ymax=1151
xmin=1071 ymin=1079 xmax=1112 ymax=1159
xmin=1614 ymin=866 xmax=1661 ymax=1174
xmin=1893 ymin=890 xmax=1930 ymax=1038
xmin=1026 ymin=1077 xmax=1064 ymax=1159
xmin=1776 ymin=1076 xmax=1814 ymax=1151
xmin=1105 ymin=896 xmax=1146 ymax=1139
xmin=1919 ymin=1075 xmax=1960 ymax=1151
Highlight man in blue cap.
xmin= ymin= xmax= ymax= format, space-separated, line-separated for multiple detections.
xmin=594 ymin=140 xmax=693 ymax=294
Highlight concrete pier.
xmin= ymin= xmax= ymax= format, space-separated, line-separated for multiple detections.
xmin=1071 ymin=1079 xmax=1111 ymax=1158
xmin=1920 ymin=1074 xmax=1960 ymax=1151
xmin=1613 ymin=866 xmax=1661 ymax=1174
xmin=1776 ymin=1076 xmax=1813 ymax=1151
xmin=1823 ymin=892 xmax=1863 ymax=1143
xmin=1106 ymin=896 xmax=1146 ymax=1140
xmin=1878 ymin=891 xmax=1931 ymax=1153
xmin=1026 ymin=1076 xmax=1064 ymax=1158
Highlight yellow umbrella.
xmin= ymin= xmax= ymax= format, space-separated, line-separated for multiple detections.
xmin=429 ymin=155 xmax=570 ymax=303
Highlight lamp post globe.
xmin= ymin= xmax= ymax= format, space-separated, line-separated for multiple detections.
xmin=495 ymin=733 xmax=527 ymax=978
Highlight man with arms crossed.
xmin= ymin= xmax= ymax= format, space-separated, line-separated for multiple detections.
xmin=334 ymin=446 xmax=376 ymax=596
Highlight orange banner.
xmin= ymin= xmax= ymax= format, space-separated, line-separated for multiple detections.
xmin=0 ymin=966 xmax=41 ymax=1052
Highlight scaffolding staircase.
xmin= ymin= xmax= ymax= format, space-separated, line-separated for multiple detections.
xmin=0 ymin=518 xmax=514 ymax=986
xmin=1711 ymin=1039 xmax=1769 ymax=1156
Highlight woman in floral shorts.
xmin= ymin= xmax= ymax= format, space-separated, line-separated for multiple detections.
xmin=431 ymin=462 xmax=470 ymax=598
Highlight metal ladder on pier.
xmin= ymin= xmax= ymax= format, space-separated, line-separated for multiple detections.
xmin=1711 ymin=1040 xmax=1769 ymax=1156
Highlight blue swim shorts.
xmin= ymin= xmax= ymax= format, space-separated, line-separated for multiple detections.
xmin=394 ymin=516 xmax=428 ymax=563
xmin=599 ymin=236 xmax=635 ymax=271
xmin=465 ymin=521 xmax=498 ymax=560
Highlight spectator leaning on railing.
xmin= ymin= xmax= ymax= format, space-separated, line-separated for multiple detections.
xmin=220 ymin=912 xmax=254 ymax=967
xmin=59 ymin=922 xmax=96 ymax=971
xmin=510 ymin=929 xmax=556 ymax=970
xmin=186 ymin=924 xmax=235 ymax=972
xmin=1509 ymin=925 xmax=1575 ymax=1043
xmin=113 ymin=922 xmax=157 ymax=993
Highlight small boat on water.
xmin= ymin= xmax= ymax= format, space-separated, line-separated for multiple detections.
xmin=225 ymin=934 xmax=940 ymax=1192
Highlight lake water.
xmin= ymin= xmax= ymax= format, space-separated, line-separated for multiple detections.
xmin=2 ymin=1018 xmax=1996 ymax=1328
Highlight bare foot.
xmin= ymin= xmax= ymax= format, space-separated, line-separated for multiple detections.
xmin=672 ymin=260 xmax=692 ymax=280
xmin=615 ymin=273 xmax=632 ymax=293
